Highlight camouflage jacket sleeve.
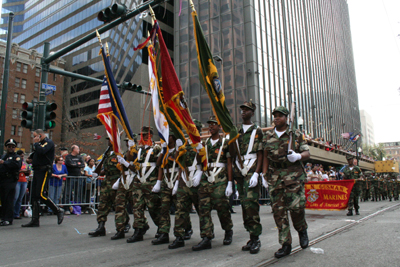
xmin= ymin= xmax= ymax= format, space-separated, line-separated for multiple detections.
xmin=296 ymin=129 xmax=309 ymax=153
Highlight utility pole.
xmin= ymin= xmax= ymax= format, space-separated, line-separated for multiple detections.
xmin=0 ymin=12 xmax=14 ymax=155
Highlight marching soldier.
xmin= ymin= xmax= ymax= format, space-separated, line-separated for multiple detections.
xmin=151 ymin=131 xmax=180 ymax=245
xmin=0 ymin=139 xmax=22 ymax=226
xmin=387 ymin=175 xmax=393 ymax=201
xmin=128 ymin=126 xmax=161 ymax=243
xmin=88 ymin=137 xmax=128 ymax=237
xmin=169 ymin=120 xmax=203 ymax=249
xmin=22 ymin=129 xmax=64 ymax=227
xmin=370 ymin=172 xmax=379 ymax=201
xmin=192 ymin=116 xmax=234 ymax=251
xmin=342 ymin=155 xmax=363 ymax=216
xmin=263 ymin=106 xmax=310 ymax=259
xmin=232 ymin=100 xmax=263 ymax=254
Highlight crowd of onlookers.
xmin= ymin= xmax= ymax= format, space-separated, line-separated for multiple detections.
xmin=12 ymin=145 xmax=100 ymax=219
xmin=304 ymin=162 xmax=344 ymax=182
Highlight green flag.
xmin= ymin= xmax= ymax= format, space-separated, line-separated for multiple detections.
xmin=192 ymin=10 xmax=239 ymax=145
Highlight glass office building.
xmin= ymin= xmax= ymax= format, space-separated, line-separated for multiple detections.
xmin=175 ymin=0 xmax=361 ymax=144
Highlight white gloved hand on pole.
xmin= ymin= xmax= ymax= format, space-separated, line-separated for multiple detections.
xmin=287 ymin=149 xmax=302 ymax=163
xmin=117 ymin=155 xmax=130 ymax=168
xmin=152 ymin=180 xmax=161 ymax=193
xmin=128 ymin=139 xmax=135 ymax=148
xmin=192 ymin=171 xmax=203 ymax=187
xmin=225 ymin=181 xmax=233 ymax=197
xmin=261 ymin=173 xmax=268 ymax=189
xmin=248 ymin=172 xmax=259 ymax=188
xmin=172 ymin=180 xmax=179 ymax=196
xmin=176 ymin=139 xmax=183 ymax=149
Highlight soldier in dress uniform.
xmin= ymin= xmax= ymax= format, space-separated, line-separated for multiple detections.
xmin=0 ymin=139 xmax=22 ymax=226
xmin=232 ymin=100 xmax=263 ymax=254
xmin=263 ymin=106 xmax=311 ymax=258
xmin=342 ymin=155 xmax=363 ymax=216
xmin=192 ymin=116 xmax=234 ymax=251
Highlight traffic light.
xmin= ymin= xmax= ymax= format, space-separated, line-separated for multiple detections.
xmin=98 ymin=3 xmax=127 ymax=23
xmin=21 ymin=101 xmax=34 ymax=129
xmin=122 ymin=82 xmax=142 ymax=92
xmin=45 ymin=102 xmax=57 ymax=129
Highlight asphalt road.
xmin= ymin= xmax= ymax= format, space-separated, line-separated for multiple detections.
xmin=1 ymin=200 xmax=399 ymax=267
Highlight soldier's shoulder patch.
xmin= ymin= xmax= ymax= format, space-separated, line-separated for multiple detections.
xmin=41 ymin=142 xmax=48 ymax=147
xmin=16 ymin=157 xmax=21 ymax=161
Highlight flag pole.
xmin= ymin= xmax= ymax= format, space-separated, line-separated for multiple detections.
xmin=190 ymin=0 xmax=196 ymax=11
xmin=96 ymin=30 xmax=103 ymax=47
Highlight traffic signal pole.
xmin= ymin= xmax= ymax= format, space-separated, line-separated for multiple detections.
xmin=37 ymin=42 xmax=50 ymax=130
xmin=0 ymin=12 xmax=14 ymax=155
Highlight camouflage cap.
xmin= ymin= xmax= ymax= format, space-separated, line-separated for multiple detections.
xmin=169 ymin=130 xmax=176 ymax=138
xmin=4 ymin=138 xmax=17 ymax=147
xmin=345 ymin=154 xmax=354 ymax=160
xmin=141 ymin=126 xmax=154 ymax=135
xmin=240 ymin=100 xmax=256 ymax=111
xmin=207 ymin=115 xmax=218 ymax=124
xmin=272 ymin=106 xmax=289 ymax=116
xmin=193 ymin=119 xmax=203 ymax=128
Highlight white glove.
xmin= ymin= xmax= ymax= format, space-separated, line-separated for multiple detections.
xmin=248 ymin=172 xmax=259 ymax=188
xmin=117 ymin=155 xmax=130 ymax=168
xmin=128 ymin=139 xmax=135 ymax=148
xmin=287 ymin=149 xmax=302 ymax=163
xmin=176 ymin=139 xmax=183 ymax=149
xmin=172 ymin=180 xmax=179 ymax=195
xmin=91 ymin=173 xmax=98 ymax=179
xmin=261 ymin=173 xmax=268 ymax=189
xmin=152 ymin=180 xmax=161 ymax=193
xmin=225 ymin=181 xmax=233 ymax=197
xmin=192 ymin=171 xmax=203 ymax=187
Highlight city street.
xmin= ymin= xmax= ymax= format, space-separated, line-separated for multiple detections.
xmin=1 ymin=201 xmax=399 ymax=267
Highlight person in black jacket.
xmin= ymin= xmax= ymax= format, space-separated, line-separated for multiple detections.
xmin=0 ymin=139 xmax=22 ymax=226
xmin=22 ymin=129 xmax=64 ymax=227
xmin=64 ymin=145 xmax=85 ymax=204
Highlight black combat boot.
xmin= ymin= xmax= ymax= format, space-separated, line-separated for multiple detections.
xmin=346 ymin=209 xmax=353 ymax=216
xmin=274 ymin=243 xmax=292 ymax=258
xmin=242 ymin=239 xmax=253 ymax=251
xmin=249 ymin=235 xmax=261 ymax=254
xmin=127 ymin=228 xmax=145 ymax=243
xmin=111 ymin=231 xmax=125 ymax=240
xmin=168 ymin=236 xmax=185 ymax=249
xmin=192 ymin=237 xmax=212 ymax=251
xmin=151 ymin=233 xmax=169 ymax=245
xmin=21 ymin=201 xmax=40 ymax=227
xmin=155 ymin=227 xmax=161 ymax=238
xmin=184 ymin=228 xmax=193 ymax=240
xmin=42 ymin=197 xmax=64 ymax=225
xmin=223 ymin=230 xmax=233 ymax=245
xmin=298 ymin=230 xmax=309 ymax=249
xmin=355 ymin=209 xmax=360 ymax=215
xmin=88 ymin=221 xmax=106 ymax=237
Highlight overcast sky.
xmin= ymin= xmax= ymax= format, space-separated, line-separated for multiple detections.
xmin=348 ymin=0 xmax=400 ymax=144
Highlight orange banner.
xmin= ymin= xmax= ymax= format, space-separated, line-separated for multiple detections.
xmin=305 ymin=180 xmax=355 ymax=211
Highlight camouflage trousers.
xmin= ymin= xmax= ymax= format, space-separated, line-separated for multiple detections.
xmin=348 ymin=182 xmax=362 ymax=210
xmin=174 ymin=178 xmax=199 ymax=238
xmin=269 ymin=179 xmax=307 ymax=245
xmin=132 ymin=178 xmax=161 ymax=230
xmin=114 ymin=177 xmax=135 ymax=232
xmin=97 ymin=178 xmax=129 ymax=227
xmin=158 ymin=180 xmax=175 ymax=234
xmin=234 ymin=167 xmax=262 ymax=237
xmin=371 ymin=185 xmax=379 ymax=200
xmin=198 ymin=176 xmax=233 ymax=238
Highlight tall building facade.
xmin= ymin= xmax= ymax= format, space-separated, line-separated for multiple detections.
xmin=175 ymin=0 xmax=361 ymax=144
xmin=380 ymin=142 xmax=400 ymax=162
xmin=360 ymin=109 xmax=375 ymax=147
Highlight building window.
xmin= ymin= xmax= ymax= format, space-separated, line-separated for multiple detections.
xmin=20 ymin=94 xmax=25 ymax=103
xmin=17 ymin=142 xmax=22 ymax=148
xmin=12 ymin=108 xmax=18 ymax=119
xmin=15 ymin=77 xmax=20 ymax=87
xmin=16 ymin=62 xmax=21 ymax=72
xmin=13 ymin=93 xmax=18 ymax=103
xmin=23 ymin=64 xmax=28 ymax=73
xmin=19 ymin=110 xmax=23 ymax=119
xmin=18 ymin=126 xmax=22 ymax=136
xmin=34 ymin=82 xmax=39 ymax=91
xmin=21 ymin=79 xmax=27 ymax=89
xmin=11 ymin=125 xmax=16 ymax=135
xmin=33 ymin=97 xmax=38 ymax=102
xmin=36 ymin=68 xmax=40 ymax=77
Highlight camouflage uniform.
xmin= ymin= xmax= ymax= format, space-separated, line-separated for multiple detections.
xmin=394 ymin=179 xmax=399 ymax=200
xmin=263 ymin=128 xmax=309 ymax=245
xmin=378 ymin=176 xmax=384 ymax=200
xmin=97 ymin=152 xmax=126 ymax=224
xmin=361 ymin=179 xmax=367 ymax=201
xmin=342 ymin=164 xmax=363 ymax=211
xmin=382 ymin=177 xmax=388 ymax=200
xmin=370 ymin=174 xmax=379 ymax=201
xmin=233 ymin=124 xmax=263 ymax=237
xmin=132 ymin=144 xmax=162 ymax=230
xmin=173 ymin=143 xmax=199 ymax=238
xmin=198 ymin=136 xmax=233 ymax=238
xmin=387 ymin=177 xmax=393 ymax=201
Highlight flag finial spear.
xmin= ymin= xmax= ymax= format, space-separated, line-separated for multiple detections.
xmin=105 ymin=42 xmax=109 ymax=55
xmin=190 ymin=0 xmax=196 ymax=11
xmin=149 ymin=5 xmax=156 ymax=25
xmin=96 ymin=29 xmax=103 ymax=47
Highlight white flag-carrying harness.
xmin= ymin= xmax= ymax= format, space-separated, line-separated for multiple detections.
xmin=136 ymin=148 xmax=157 ymax=183
xmin=235 ymin=127 xmax=259 ymax=176
xmin=205 ymin=137 xmax=227 ymax=183
xmin=163 ymin=149 xmax=179 ymax=189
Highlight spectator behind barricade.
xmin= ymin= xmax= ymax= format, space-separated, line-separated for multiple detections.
xmin=81 ymin=154 xmax=88 ymax=169
xmin=307 ymin=165 xmax=322 ymax=182
xmin=86 ymin=155 xmax=91 ymax=164
xmin=329 ymin=167 xmax=336 ymax=181
xmin=49 ymin=156 xmax=68 ymax=214
xmin=60 ymin=147 xmax=68 ymax=161
xmin=83 ymin=158 xmax=96 ymax=210
xmin=321 ymin=171 xmax=329 ymax=181
xmin=13 ymin=151 xmax=30 ymax=219
xmin=65 ymin=145 xmax=85 ymax=204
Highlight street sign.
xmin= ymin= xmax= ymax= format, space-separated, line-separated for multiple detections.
xmin=45 ymin=89 xmax=53 ymax=96
xmin=42 ymin=83 xmax=56 ymax=91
